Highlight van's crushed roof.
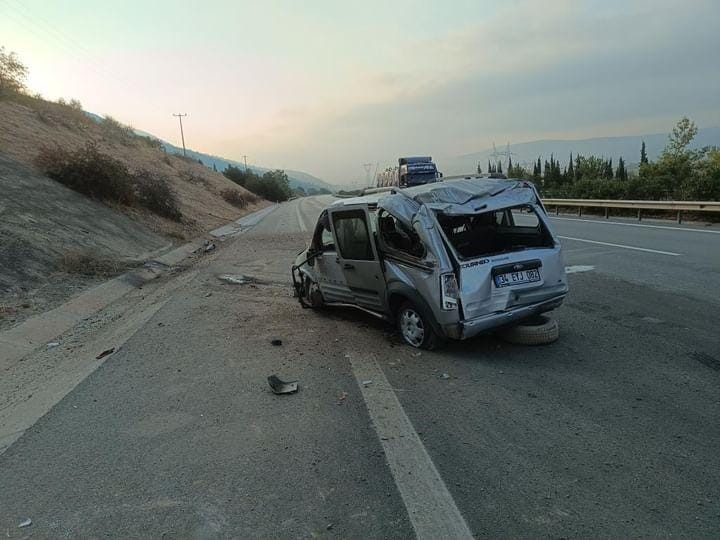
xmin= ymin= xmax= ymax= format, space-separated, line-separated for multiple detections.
xmin=378 ymin=177 xmax=539 ymax=226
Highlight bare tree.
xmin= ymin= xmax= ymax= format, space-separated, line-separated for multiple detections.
xmin=0 ymin=46 xmax=28 ymax=96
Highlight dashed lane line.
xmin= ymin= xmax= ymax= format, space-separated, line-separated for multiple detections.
xmin=348 ymin=352 xmax=474 ymax=540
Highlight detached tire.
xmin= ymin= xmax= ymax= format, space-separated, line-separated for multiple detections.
xmin=397 ymin=301 xmax=441 ymax=350
xmin=499 ymin=315 xmax=559 ymax=345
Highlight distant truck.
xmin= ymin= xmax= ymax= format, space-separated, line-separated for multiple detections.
xmin=376 ymin=156 xmax=441 ymax=188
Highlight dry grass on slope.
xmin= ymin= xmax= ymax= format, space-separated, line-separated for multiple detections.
xmin=0 ymin=96 xmax=266 ymax=240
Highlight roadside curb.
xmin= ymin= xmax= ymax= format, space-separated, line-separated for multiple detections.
xmin=0 ymin=204 xmax=278 ymax=372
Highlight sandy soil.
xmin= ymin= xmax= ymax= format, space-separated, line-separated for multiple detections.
xmin=0 ymin=96 xmax=267 ymax=329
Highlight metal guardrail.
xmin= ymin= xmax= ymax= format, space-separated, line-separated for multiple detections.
xmin=542 ymin=199 xmax=720 ymax=223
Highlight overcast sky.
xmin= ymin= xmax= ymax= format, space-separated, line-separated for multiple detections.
xmin=2 ymin=0 xmax=718 ymax=184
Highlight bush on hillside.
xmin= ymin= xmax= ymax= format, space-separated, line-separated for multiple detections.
xmin=37 ymin=143 xmax=136 ymax=204
xmin=37 ymin=143 xmax=182 ymax=220
xmin=220 ymin=188 xmax=258 ymax=208
xmin=133 ymin=170 xmax=182 ymax=221
xmin=101 ymin=115 xmax=135 ymax=141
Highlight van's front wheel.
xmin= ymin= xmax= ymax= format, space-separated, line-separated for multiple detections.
xmin=397 ymin=301 xmax=440 ymax=350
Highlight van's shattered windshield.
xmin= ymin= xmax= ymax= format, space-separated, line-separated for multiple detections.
xmin=436 ymin=205 xmax=555 ymax=259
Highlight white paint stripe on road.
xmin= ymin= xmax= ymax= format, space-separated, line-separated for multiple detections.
xmin=349 ymin=353 xmax=474 ymax=540
xmin=296 ymin=198 xmax=309 ymax=232
xmin=565 ymin=265 xmax=595 ymax=274
xmin=558 ymin=236 xmax=681 ymax=256
xmin=550 ymin=216 xmax=720 ymax=235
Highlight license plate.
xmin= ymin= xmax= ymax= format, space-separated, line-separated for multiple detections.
xmin=494 ymin=268 xmax=541 ymax=287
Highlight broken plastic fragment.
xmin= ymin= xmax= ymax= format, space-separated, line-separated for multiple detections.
xmin=47 ymin=342 xmax=60 ymax=349
xmin=440 ymin=373 xmax=450 ymax=379
xmin=96 ymin=348 xmax=115 ymax=360
xmin=18 ymin=518 xmax=32 ymax=528
xmin=362 ymin=380 xmax=373 ymax=386
xmin=267 ymin=375 xmax=298 ymax=395
xmin=218 ymin=274 xmax=251 ymax=285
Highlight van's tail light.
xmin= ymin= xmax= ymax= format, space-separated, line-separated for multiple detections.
xmin=441 ymin=273 xmax=459 ymax=310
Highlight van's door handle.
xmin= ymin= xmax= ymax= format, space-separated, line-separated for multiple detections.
xmin=343 ymin=263 xmax=355 ymax=270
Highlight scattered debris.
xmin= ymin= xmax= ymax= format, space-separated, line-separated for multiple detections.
xmin=267 ymin=375 xmax=298 ymax=395
xmin=412 ymin=352 xmax=422 ymax=357
xmin=337 ymin=391 xmax=348 ymax=404
xmin=95 ymin=347 xmax=115 ymax=360
xmin=204 ymin=242 xmax=216 ymax=252
xmin=440 ymin=373 xmax=450 ymax=379
xmin=326 ymin=523 xmax=333 ymax=531
xmin=47 ymin=341 xmax=60 ymax=349
xmin=271 ymin=339 xmax=283 ymax=346
xmin=362 ymin=380 xmax=373 ymax=387
xmin=204 ymin=292 xmax=212 ymax=298
xmin=218 ymin=274 xmax=253 ymax=285
xmin=18 ymin=518 xmax=32 ymax=528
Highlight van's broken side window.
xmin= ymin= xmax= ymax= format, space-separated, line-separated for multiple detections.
xmin=437 ymin=205 xmax=554 ymax=259
xmin=378 ymin=213 xmax=425 ymax=259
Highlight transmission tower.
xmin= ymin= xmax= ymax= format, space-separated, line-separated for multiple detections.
xmin=490 ymin=142 xmax=517 ymax=171
xmin=362 ymin=163 xmax=374 ymax=186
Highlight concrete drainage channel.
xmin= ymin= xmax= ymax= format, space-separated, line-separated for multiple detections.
xmin=0 ymin=204 xmax=279 ymax=370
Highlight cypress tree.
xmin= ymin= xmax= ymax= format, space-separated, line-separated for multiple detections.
xmin=497 ymin=161 xmax=503 ymax=174
xmin=640 ymin=141 xmax=648 ymax=164
xmin=616 ymin=157 xmax=627 ymax=181
xmin=567 ymin=153 xmax=574 ymax=183
xmin=507 ymin=156 xmax=513 ymax=176
xmin=575 ymin=154 xmax=583 ymax=182
xmin=488 ymin=160 xmax=492 ymax=173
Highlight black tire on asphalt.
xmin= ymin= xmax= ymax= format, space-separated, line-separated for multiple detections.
xmin=396 ymin=300 xmax=441 ymax=350
xmin=498 ymin=314 xmax=559 ymax=345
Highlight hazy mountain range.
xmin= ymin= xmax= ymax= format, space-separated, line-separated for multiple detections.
xmin=87 ymin=111 xmax=719 ymax=188
xmin=438 ymin=127 xmax=720 ymax=176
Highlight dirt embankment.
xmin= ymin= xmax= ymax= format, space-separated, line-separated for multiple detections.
xmin=0 ymin=97 xmax=266 ymax=329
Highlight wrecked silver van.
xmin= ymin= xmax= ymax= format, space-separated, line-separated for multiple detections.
xmin=291 ymin=176 xmax=568 ymax=348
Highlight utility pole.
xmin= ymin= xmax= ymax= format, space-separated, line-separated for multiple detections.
xmin=242 ymin=155 xmax=248 ymax=171
xmin=172 ymin=113 xmax=188 ymax=156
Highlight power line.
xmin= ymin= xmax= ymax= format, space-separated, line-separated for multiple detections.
xmin=0 ymin=0 xmax=135 ymax=96
xmin=172 ymin=113 xmax=188 ymax=156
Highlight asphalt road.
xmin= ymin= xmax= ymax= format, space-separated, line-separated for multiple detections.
xmin=1 ymin=197 xmax=719 ymax=538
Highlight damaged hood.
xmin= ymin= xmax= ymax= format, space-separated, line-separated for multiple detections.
xmin=378 ymin=178 xmax=540 ymax=226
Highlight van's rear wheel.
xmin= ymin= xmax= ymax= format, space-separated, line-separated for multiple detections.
xmin=498 ymin=314 xmax=559 ymax=345
xmin=397 ymin=301 xmax=440 ymax=350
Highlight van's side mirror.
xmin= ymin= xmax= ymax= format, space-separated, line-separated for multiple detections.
xmin=307 ymin=246 xmax=319 ymax=266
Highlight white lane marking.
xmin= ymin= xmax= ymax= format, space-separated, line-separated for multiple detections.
xmin=550 ymin=216 xmax=720 ymax=235
xmin=348 ymin=353 xmax=474 ymax=540
xmin=296 ymin=198 xmax=309 ymax=232
xmin=565 ymin=265 xmax=595 ymax=274
xmin=558 ymin=236 xmax=681 ymax=256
